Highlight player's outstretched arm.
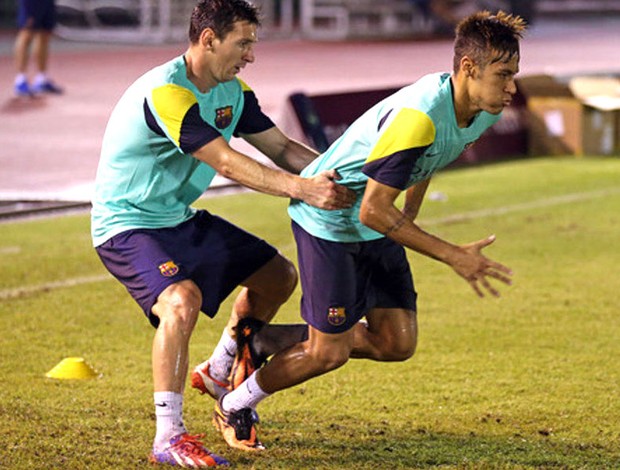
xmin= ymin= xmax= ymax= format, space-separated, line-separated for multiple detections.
xmin=193 ymin=136 xmax=354 ymax=210
xmin=360 ymin=178 xmax=512 ymax=297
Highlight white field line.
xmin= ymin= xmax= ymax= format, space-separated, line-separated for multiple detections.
xmin=0 ymin=274 xmax=113 ymax=301
xmin=1 ymin=187 xmax=618 ymax=301
xmin=419 ymin=187 xmax=620 ymax=226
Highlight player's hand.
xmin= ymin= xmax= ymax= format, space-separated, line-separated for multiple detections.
xmin=299 ymin=170 xmax=356 ymax=210
xmin=451 ymin=235 xmax=513 ymax=297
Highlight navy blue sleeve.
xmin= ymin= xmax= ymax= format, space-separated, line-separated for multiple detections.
xmin=362 ymin=147 xmax=427 ymax=190
xmin=233 ymin=90 xmax=275 ymax=137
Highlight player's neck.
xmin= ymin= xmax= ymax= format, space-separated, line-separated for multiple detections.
xmin=183 ymin=49 xmax=217 ymax=94
xmin=451 ymin=75 xmax=478 ymax=128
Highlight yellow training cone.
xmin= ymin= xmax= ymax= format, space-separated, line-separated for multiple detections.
xmin=45 ymin=357 xmax=101 ymax=380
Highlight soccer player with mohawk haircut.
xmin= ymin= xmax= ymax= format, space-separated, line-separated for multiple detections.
xmin=210 ymin=11 xmax=525 ymax=451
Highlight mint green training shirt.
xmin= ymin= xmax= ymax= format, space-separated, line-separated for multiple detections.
xmin=91 ymin=55 xmax=274 ymax=247
xmin=288 ymin=72 xmax=501 ymax=242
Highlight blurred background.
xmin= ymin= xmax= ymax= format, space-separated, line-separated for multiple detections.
xmin=0 ymin=0 xmax=611 ymax=41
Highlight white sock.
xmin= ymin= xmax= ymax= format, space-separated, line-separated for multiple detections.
xmin=15 ymin=74 xmax=27 ymax=85
xmin=153 ymin=391 xmax=187 ymax=450
xmin=222 ymin=370 xmax=270 ymax=412
xmin=33 ymin=72 xmax=48 ymax=85
xmin=205 ymin=330 xmax=237 ymax=383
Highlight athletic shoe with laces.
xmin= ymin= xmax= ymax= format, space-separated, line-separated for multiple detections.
xmin=191 ymin=361 xmax=230 ymax=400
xmin=213 ymin=396 xmax=265 ymax=451
xmin=149 ymin=433 xmax=230 ymax=467
xmin=32 ymin=79 xmax=63 ymax=94
xmin=227 ymin=318 xmax=268 ymax=391
xmin=14 ymin=80 xmax=32 ymax=97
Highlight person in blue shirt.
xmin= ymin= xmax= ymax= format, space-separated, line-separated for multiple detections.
xmin=216 ymin=10 xmax=525 ymax=451
xmin=91 ymin=0 xmax=354 ymax=466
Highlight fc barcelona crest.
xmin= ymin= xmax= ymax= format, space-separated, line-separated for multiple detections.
xmin=327 ymin=307 xmax=346 ymax=326
xmin=158 ymin=261 xmax=179 ymax=277
xmin=215 ymin=105 xmax=233 ymax=129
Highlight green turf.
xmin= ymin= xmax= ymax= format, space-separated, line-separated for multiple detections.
xmin=1 ymin=156 xmax=619 ymax=469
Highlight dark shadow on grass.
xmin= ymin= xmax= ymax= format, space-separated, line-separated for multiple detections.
xmin=236 ymin=418 xmax=619 ymax=469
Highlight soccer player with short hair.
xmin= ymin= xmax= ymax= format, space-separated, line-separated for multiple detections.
xmin=210 ymin=10 xmax=524 ymax=451
xmin=91 ymin=0 xmax=354 ymax=466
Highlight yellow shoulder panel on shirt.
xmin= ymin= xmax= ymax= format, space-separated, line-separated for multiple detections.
xmin=366 ymin=108 xmax=436 ymax=163
xmin=237 ymin=78 xmax=252 ymax=92
xmin=152 ymin=84 xmax=198 ymax=145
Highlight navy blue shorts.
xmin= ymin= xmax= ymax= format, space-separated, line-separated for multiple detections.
xmin=292 ymin=221 xmax=417 ymax=334
xmin=96 ymin=210 xmax=278 ymax=328
xmin=17 ymin=0 xmax=57 ymax=30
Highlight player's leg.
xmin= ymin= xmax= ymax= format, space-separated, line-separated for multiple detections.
xmin=242 ymin=321 xmax=309 ymax=359
xmin=151 ymin=280 xmax=202 ymax=393
xmin=33 ymin=31 xmax=49 ymax=74
xmin=350 ymin=307 xmax=417 ymax=361
xmin=257 ymin=325 xmax=354 ymax=393
xmin=31 ymin=0 xmax=63 ymax=94
xmin=229 ymin=306 xmax=415 ymax=370
xmin=30 ymin=30 xmax=63 ymax=94
xmin=245 ymin=230 xmax=418 ymax=362
xmin=13 ymin=28 xmax=33 ymax=73
xmin=190 ymin=213 xmax=293 ymax=398
xmin=13 ymin=27 xmax=34 ymax=96
xmin=14 ymin=0 xmax=43 ymax=95
xmin=234 ymin=307 xmax=416 ymax=363
xmin=211 ymin=313 xmax=415 ymax=452
xmin=150 ymin=280 xmax=230 ymax=466
xmin=193 ymin=253 xmax=297 ymax=396
xmin=212 ymin=223 xmax=365 ymax=450
xmin=95 ymin=222 xmax=230 ymax=467
xmin=349 ymin=233 xmax=418 ymax=361
xmin=14 ymin=0 xmax=34 ymax=74
xmin=203 ymin=256 xmax=300 ymax=452
xmin=237 ymin=260 xmax=301 ymax=396
xmin=150 ymin=280 xmax=201 ymax=446
xmin=234 ymin=252 xmax=298 ymax=323
xmin=229 ymin=219 xmax=370 ymax=391
xmin=250 ymin=221 xmax=365 ymax=387
xmin=213 ymin=324 xmax=355 ymax=451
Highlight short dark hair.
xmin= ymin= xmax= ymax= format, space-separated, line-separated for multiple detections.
xmin=453 ymin=11 xmax=526 ymax=74
xmin=189 ymin=0 xmax=261 ymax=44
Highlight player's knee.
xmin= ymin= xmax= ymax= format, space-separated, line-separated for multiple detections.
xmin=390 ymin=338 xmax=417 ymax=361
xmin=270 ymin=256 xmax=298 ymax=303
xmin=243 ymin=255 xmax=298 ymax=310
xmin=154 ymin=281 xmax=202 ymax=335
xmin=382 ymin=334 xmax=417 ymax=361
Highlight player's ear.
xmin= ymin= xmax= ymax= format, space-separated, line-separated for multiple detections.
xmin=200 ymin=28 xmax=217 ymax=50
xmin=460 ymin=56 xmax=476 ymax=78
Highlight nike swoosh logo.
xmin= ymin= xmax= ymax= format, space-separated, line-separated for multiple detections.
xmin=155 ymin=402 xmax=168 ymax=407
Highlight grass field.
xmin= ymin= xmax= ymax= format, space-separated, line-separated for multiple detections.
xmin=1 ymin=156 xmax=619 ymax=469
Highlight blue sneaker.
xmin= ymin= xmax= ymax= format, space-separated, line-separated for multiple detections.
xmin=32 ymin=80 xmax=63 ymax=94
xmin=14 ymin=81 xmax=32 ymax=97
xmin=149 ymin=433 xmax=230 ymax=467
